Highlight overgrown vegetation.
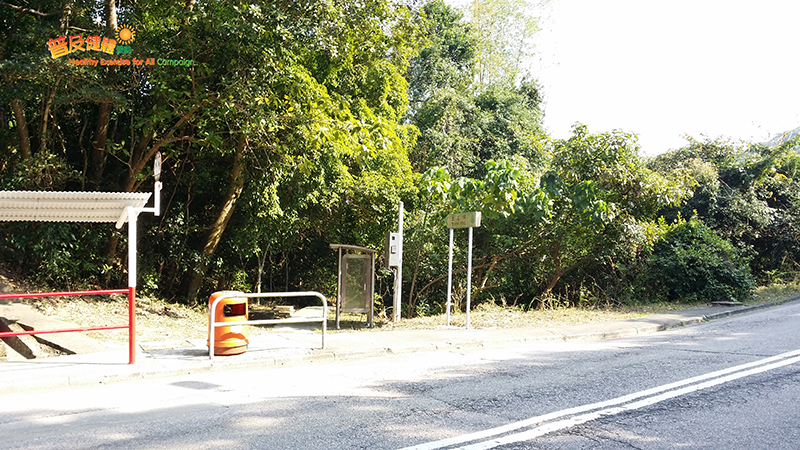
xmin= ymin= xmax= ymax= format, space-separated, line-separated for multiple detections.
xmin=640 ymin=218 xmax=755 ymax=303
xmin=2 ymin=0 xmax=800 ymax=319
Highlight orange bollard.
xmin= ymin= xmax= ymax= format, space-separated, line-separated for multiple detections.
xmin=208 ymin=291 xmax=249 ymax=355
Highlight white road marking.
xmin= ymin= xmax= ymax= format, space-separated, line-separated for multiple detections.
xmin=402 ymin=348 xmax=800 ymax=450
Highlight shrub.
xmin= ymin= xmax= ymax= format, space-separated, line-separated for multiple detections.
xmin=642 ymin=219 xmax=755 ymax=303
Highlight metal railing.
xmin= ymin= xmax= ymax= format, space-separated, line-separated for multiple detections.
xmin=208 ymin=291 xmax=327 ymax=360
xmin=0 ymin=288 xmax=136 ymax=363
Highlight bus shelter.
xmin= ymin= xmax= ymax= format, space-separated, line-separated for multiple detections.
xmin=0 ymin=181 xmax=161 ymax=364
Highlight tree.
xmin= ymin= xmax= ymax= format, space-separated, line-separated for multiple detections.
xmin=650 ymin=136 xmax=800 ymax=283
xmin=466 ymin=0 xmax=541 ymax=87
xmin=166 ymin=0 xmax=424 ymax=302
xmin=516 ymin=124 xmax=690 ymax=305
xmin=405 ymin=1 xmax=546 ymax=178
xmin=405 ymin=0 xmax=476 ymax=109
xmin=0 ymin=0 xmax=425 ymax=304
xmin=404 ymin=156 xmax=538 ymax=316
xmin=404 ymin=0 xmax=478 ymax=174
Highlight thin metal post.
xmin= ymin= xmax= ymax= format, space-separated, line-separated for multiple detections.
xmin=127 ymin=206 xmax=137 ymax=364
xmin=394 ymin=201 xmax=403 ymax=321
xmin=128 ymin=287 xmax=136 ymax=364
xmin=153 ymin=181 xmax=162 ymax=216
xmin=446 ymin=227 xmax=454 ymax=327
xmin=336 ymin=247 xmax=342 ymax=329
xmin=466 ymin=226 xmax=473 ymax=329
xmin=369 ymin=253 xmax=375 ymax=327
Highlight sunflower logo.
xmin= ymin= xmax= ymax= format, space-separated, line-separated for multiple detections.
xmin=116 ymin=24 xmax=136 ymax=45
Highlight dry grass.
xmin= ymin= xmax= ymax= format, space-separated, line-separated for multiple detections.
xmin=16 ymin=279 xmax=800 ymax=343
xmin=749 ymin=283 xmax=800 ymax=305
xmin=32 ymin=295 xmax=209 ymax=344
xmin=331 ymin=284 xmax=799 ymax=332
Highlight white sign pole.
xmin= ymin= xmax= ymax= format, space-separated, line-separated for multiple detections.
xmin=394 ymin=201 xmax=404 ymax=321
xmin=466 ymin=225 xmax=473 ymax=329
xmin=446 ymin=228 xmax=454 ymax=327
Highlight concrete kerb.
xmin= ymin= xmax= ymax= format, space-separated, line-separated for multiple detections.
xmin=2 ymin=297 xmax=800 ymax=394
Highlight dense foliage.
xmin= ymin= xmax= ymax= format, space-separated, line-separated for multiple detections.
xmin=641 ymin=218 xmax=755 ymax=303
xmin=2 ymin=0 xmax=798 ymax=315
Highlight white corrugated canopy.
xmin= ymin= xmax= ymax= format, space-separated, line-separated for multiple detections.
xmin=0 ymin=191 xmax=151 ymax=225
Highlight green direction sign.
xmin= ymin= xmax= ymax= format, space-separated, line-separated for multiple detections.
xmin=446 ymin=211 xmax=482 ymax=229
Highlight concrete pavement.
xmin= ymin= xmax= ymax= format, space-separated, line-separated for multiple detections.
xmin=1 ymin=297 xmax=797 ymax=394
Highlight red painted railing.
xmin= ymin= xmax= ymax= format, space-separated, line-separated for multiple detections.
xmin=0 ymin=287 xmax=136 ymax=364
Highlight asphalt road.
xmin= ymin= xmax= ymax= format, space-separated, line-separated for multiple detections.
xmin=2 ymin=301 xmax=800 ymax=450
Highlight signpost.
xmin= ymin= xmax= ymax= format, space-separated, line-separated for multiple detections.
xmin=446 ymin=211 xmax=481 ymax=229
xmin=446 ymin=211 xmax=481 ymax=328
xmin=154 ymin=151 xmax=162 ymax=181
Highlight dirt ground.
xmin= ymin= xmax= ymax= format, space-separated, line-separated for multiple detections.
xmin=0 ymin=273 xmax=641 ymax=345
xmin=2 ymin=270 xmax=797 ymax=345
xmin=0 ymin=272 xmax=206 ymax=344
xmin=28 ymin=295 xmax=654 ymax=344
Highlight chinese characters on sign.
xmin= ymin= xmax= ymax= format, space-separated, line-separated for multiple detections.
xmin=47 ymin=34 xmax=118 ymax=58
xmin=446 ymin=211 xmax=482 ymax=229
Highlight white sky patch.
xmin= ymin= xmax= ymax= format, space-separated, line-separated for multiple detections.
xmin=447 ymin=0 xmax=800 ymax=155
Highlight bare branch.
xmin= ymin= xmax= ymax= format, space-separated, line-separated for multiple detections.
xmin=0 ymin=2 xmax=63 ymax=17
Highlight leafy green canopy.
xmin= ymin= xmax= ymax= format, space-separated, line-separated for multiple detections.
xmin=404 ymin=124 xmax=692 ymax=313
xmin=143 ymin=0 xmax=425 ymax=300
xmin=0 ymin=0 xmax=425 ymax=300
xmin=1 ymin=0 xmax=790 ymax=313
xmin=649 ymin=135 xmax=800 ymax=284
xmin=405 ymin=0 xmax=545 ymax=178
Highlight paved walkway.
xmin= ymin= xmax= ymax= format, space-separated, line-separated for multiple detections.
xmin=1 ymin=299 xmax=796 ymax=394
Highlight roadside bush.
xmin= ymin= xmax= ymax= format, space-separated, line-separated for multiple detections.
xmin=0 ymin=222 xmax=110 ymax=289
xmin=641 ymin=219 xmax=755 ymax=303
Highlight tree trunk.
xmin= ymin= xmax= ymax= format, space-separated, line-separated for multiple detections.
xmin=411 ymin=258 xmax=505 ymax=309
xmin=78 ymin=121 xmax=89 ymax=189
xmin=540 ymin=270 xmax=563 ymax=303
xmin=185 ymin=135 xmax=247 ymax=304
xmin=471 ymin=255 xmax=500 ymax=303
xmin=10 ymin=99 xmax=31 ymax=159
xmin=121 ymin=105 xmax=198 ymax=193
xmin=256 ymin=253 xmax=264 ymax=293
xmin=91 ymin=102 xmax=112 ymax=187
xmin=92 ymin=0 xmax=117 ymax=187
xmin=184 ymin=0 xmax=196 ymax=16
xmin=405 ymin=210 xmax=430 ymax=318
xmin=406 ymin=250 xmax=423 ymax=318
xmin=539 ymin=240 xmax=563 ymax=302
xmin=104 ymin=0 xmax=117 ymax=32
xmin=539 ymin=241 xmax=597 ymax=303
xmin=39 ymin=75 xmax=61 ymax=154
xmin=284 ymin=253 xmax=289 ymax=292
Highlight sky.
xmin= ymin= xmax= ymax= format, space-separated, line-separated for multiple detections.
xmin=451 ymin=0 xmax=800 ymax=155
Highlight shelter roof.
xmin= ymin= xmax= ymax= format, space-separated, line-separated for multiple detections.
xmin=0 ymin=191 xmax=151 ymax=225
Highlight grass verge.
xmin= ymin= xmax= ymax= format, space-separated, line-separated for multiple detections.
xmin=22 ymin=282 xmax=800 ymax=342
